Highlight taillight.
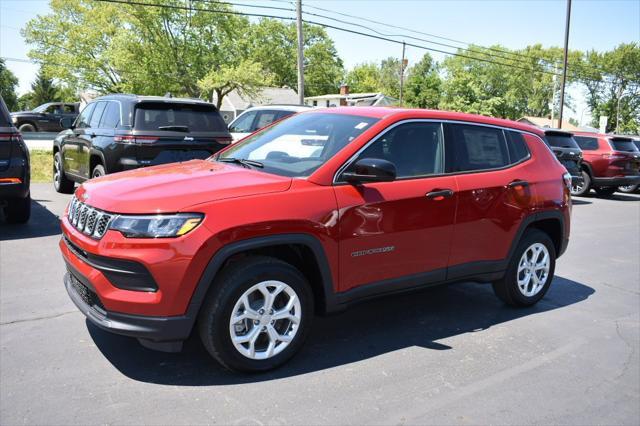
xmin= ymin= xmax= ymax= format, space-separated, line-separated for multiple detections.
xmin=603 ymin=153 xmax=626 ymax=160
xmin=114 ymin=135 xmax=159 ymax=144
xmin=0 ymin=133 xmax=23 ymax=143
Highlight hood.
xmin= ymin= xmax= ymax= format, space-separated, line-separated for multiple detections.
xmin=76 ymin=160 xmax=292 ymax=214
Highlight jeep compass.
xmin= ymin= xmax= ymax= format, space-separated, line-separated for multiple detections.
xmin=60 ymin=108 xmax=572 ymax=372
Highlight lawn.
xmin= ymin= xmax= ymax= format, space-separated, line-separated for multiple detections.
xmin=30 ymin=150 xmax=53 ymax=183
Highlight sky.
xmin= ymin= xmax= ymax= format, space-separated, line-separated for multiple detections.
xmin=1 ymin=0 xmax=639 ymax=125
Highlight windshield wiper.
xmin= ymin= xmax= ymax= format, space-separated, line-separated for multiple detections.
xmin=158 ymin=125 xmax=189 ymax=132
xmin=217 ymin=157 xmax=264 ymax=168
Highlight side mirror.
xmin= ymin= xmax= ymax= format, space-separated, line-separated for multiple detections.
xmin=342 ymin=158 xmax=397 ymax=183
xmin=60 ymin=117 xmax=75 ymax=130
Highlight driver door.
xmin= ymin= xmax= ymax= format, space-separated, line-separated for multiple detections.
xmin=334 ymin=121 xmax=458 ymax=293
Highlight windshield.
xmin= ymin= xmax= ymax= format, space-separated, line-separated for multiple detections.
xmin=610 ymin=139 xmax=639 ymax=152
xmin=545 ymin=134 xmax=580 ymax=148
xmin=218 ymin=113 xmax=379 ymax=177
xmin=32 ymin=104 xmax=51 ymax=113
xmin=134 ymin=102 xmax=227 ymax=132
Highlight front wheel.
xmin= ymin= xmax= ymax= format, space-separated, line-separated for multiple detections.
xmin=570 ymin=170 xmax=590 ymax=196
xmin=492 ymin=229 xmax=556 ymax=307
xmin=617 ymin=184 xmax=638 ymax=193
xmin=91 ymin=164 xmax=105 ymax=179
xmin=594 ymin=187 xmax=617 ymax=197
xmin=53 ymin=152 xmax=75 ymax=194
xmin=18 ymin=123 xmax=36 ymax=133
xmin=198 ymin=256 xmax=313 ymax=372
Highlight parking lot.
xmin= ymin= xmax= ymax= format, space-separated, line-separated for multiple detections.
xmin=1 ymin=183 xmax=638 ymax=425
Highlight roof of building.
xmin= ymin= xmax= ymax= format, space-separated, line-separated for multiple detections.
xmin=221 ymin=87 xmax=300 ymax=110
xmin=304 ymin=92 xmax=388 ymax=101
xmin=518 ymin=116 xmax=581 ymax=131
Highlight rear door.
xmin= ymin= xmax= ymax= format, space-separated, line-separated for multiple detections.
xmin=132 ymin=101 xmax=231 ymax=166
xmin=445 ymin=124 xmax=536 ymax=275
xmin=62 ymin=102 xmax=96 ymax=177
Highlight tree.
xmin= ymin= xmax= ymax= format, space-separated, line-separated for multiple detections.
xmin=30 ymin=71 xmax=59 ymax=105
xmin=198 ymin=60 xmax=274 ymax=108
xmin=378 ymin=57 xmax=402 ymax=99
xmin=578 ymin=43 xmax=640 ymax=133
xmin=404 ymin=53 xmax=441 ymax=109
xmin=345 ymin=62 xmax=381 ymax=93
xmin=0 ymin=59 xmax=19 ymax=111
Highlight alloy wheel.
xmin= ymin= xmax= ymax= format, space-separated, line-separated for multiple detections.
xmin=570 ymin=180 xmax=585 ymax=196
xmin=517 ymin=243 xmax=550 ymax=297
xmin=229 ymin=280 xmax=302 ymax=360
xmin=53 ymin=157 xmax=61 ymax=187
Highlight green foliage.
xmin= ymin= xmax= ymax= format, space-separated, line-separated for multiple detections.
xmin=345 ymin=62 xmax=380 ymax=93
xmin=404 ymin=54 xmax=441 ymax=109
xmin=0 ymin=59 xmax=20 ymax=111
xmin=30 ymin=71 xmax=59 ymax=105
xmin=579 ymin=43 xmax=640 ymax=133
xmin=199 ymin=59 xmax=274 ymax=108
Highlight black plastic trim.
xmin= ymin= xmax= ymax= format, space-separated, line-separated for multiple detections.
xmin=592 ymin=175 xmax=640 ymax=187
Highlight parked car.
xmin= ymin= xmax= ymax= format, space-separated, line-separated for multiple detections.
xmin=228 ymin=105 xmax=310 ymax=141
xmin=541 ymin=129 xmax=583 ymax=194
xmin=11 ymin=102 xmax=79 ymax=133
xmin=0 ymin=96 xmax=30 ymax=223
xmin=53 ymin=94 xmax=232 ymax=193
xmin=617 ymin=136 xmax=640 ymax=193
xmin=60 ymin=107 xmax=571 ymax=372
xmin=572 ymin=132 xmax=640 ymax=197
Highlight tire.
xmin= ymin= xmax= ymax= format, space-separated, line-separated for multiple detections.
xmin=492 ymin=229 xmax=556 ymax=307
xmin=617 ymin=184 xmax=638 ymax=194
xmin=594 ymin=187 xmax=617 ymax=197
xmin=53 ymin=152 xmax=75 ymax=194
xmin=91 ymin=164 xmax=105 ymax=179
xmin=3 ymin=192 xmax=31 ymax=223
xmin=18 ymin=123 xmax=37 ymax=133
xmin=198 ymin=256 xmax=313 ymax=372
xmin=570 ymin=170 xmax=591 ymax=196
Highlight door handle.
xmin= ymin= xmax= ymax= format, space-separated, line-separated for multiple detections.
xmin=426 ymin=189 xmax=454 ymax=200
xmin=507 ymin=180 xmax=529 ymax=189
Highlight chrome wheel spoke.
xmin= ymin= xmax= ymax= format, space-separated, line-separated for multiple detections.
xmin=516 ymin=242 xmax=551 ymax=297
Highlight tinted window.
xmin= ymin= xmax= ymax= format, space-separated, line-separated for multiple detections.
xmin=63 ymin=104 xmax=76 ymax=113
xmin=220 ymin=113 xmax=378 ymax=178
xmin=89 ymin=102 xmax=107 ymax=128
xmin=99 ymin=102 xmax=120 ymax=128
xmin=634 ymin=140 xmax=640 ymax=150
xmin=574 ymin=136 xmax=599 ymax=150
xmin=134 ymin=102 xmax=227 ymax=132
xmin=75 ymin=103 xmax=96 ymax=129
xmin=229 ymin=111 xmax=257 ymax=133
xmin=449 ymin=124 xmax=509 ymax=171
xmin=545 ymin=134 xmax=580 ymax=148
xmin=610 ymin=139 xmax=639 ymax=152
xmin=253 ymin=110 xmax=280 ymax=131
xmin=506 ymin=131 xmax=530 ymax=163
xmin=350 ymin=122 xmax=444 ymax=178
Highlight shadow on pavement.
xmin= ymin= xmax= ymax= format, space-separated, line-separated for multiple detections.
xmin=0 ymin=198 xmax=61 ymax=240
xmin=571 ymin=198 xmax=592 ymax=205
xmin=89 ymin=275 xmax=594 ymax=385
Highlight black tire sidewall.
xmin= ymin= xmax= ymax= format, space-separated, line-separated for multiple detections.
xmin=92 ymin=164 xmax=105 ymax=179
xmin=200 ymin=257 xmax=314 ymax=372
xmin=19 ymin=123 xmax=36 ymax=132
xmin=617 ymin=185 xmax=638 ymax=193
xmin=503 ymin=229 xmax=556 ymax=306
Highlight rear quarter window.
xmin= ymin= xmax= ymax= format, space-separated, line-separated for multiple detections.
xmin=609 ymin=140 xmax=639 ymax=152
xmin=505 ymin=131 xmax=530 ymax=163
xmin=545 ymin=134 xmax=580 ymax=149
xmin=134 ymin=102 xmax=227 ymax=132
xmin=574 ymin=136 xmax=599 ymax=150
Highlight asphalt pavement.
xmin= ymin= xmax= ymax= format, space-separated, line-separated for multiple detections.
xmin=1 ymin=183 xmax=639 ymax=425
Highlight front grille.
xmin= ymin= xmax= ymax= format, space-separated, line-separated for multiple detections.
xmin=67 ymin=196 xmax=114 ymax=239
xmin=69 ymin=272 xmax=105 ymax=311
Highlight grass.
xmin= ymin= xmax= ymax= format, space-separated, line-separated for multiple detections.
xmin=30 ymin=150 xmax=53 ymax=183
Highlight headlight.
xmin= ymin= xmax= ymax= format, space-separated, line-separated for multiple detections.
xmin=109 ymin=213 xmax=203 ymax=238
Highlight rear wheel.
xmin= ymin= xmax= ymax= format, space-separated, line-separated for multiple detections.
xmin=198 ymin=256 xmax=313 ymax=372
xmin=594 ymin=187 xmax=617 ymax=197
xmin=492 ymin=229 xmax=556 ymax=307
xmin=18 ymin=123 xmax=36 ymax=133
xmin=3 ymin=192 xmax=31 ymax=223
xmin=91 ymin=164 xmax=105 ymax=179
xmin=570 ymin=170 xmax=590 ymax=196
xmin=53 ymin=152 xmax=74 ymax=194
xmin=617 ymin=184 xmax=638 ymax=193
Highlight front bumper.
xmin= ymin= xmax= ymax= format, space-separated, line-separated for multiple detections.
xmin=592 ymin=175 xmax=640 ymax=187
xmin=64 ymin=264 xmax=192 ymax=348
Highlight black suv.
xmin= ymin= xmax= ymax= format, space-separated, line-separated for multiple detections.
xmin=0 ymin=96 xmax=30 ymax=223
xmin=542 ymin=129 xmax=583 ymax=194
xmin=53 ymin=94 xmax=232 ymax=193
xmin=11 ymin=102 xmax=79 ymax=133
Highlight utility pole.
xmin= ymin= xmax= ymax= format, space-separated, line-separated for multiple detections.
xmin=550 ymin=63 xmax=558 ymax=127
xmin=557 ymin=0 xmax=572 ymax=129
xmin=296 ymin=0 xmax=305 ymax=105
xmin=399 ymin=41 xmax=406 ymax=106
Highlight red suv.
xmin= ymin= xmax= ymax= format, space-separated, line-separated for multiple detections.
xmin=60 ymin=108 xmax=572 ymax=372
xmin=572 ymin=132 xmax=640 ymax=197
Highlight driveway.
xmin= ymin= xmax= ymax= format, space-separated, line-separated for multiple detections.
xmin=1 ymin=184 xmax=638 ymax=425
